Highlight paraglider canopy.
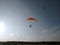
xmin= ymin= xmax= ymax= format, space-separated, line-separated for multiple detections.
xmin=27 ymin=17 xmax=37 ymax=21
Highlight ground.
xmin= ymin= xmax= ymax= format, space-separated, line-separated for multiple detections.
xmin=0 ymin=41 xmax=60 ymax=45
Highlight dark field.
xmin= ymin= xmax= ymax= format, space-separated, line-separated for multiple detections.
xmin=0 ymin=41 xmax=60 ymax=45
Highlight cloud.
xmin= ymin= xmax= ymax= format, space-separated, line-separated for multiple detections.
xmin=41 ymin=25 xmax=60 ymax=34
xmin=49 ymin=25 xmax=60 ymax=33
xmin=42 ymin=25 xmax=60 ymax=41
xmin=42 ymin=30 xmax=48 ymax=33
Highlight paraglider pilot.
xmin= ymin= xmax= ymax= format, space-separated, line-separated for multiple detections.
xmin=29 ymin=25 xmax=32 ymax=28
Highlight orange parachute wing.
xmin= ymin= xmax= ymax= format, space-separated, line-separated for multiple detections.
xmin=27 ymin=18 xmax=37 ymax=21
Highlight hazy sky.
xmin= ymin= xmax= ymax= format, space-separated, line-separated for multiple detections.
xmin=0 ymin=0 xmax=60 ymax=42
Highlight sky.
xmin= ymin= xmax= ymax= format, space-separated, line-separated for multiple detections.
xmin=0 ymin=0 xmax=60 ymax=42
